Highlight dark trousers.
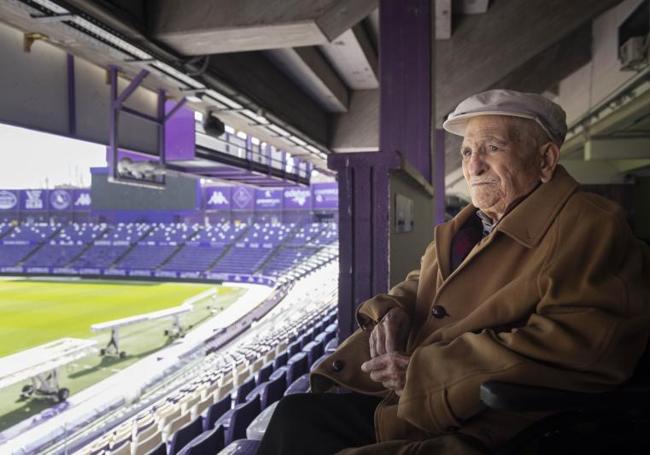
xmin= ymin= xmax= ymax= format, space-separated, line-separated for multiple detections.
xmin=257 ymin=392 xmax=383 ymax=455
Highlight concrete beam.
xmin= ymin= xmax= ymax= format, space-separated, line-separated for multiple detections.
xmin=319 ymin=24 xmax=379 ymax=90
xmin=585 ymin=138 xmax=650 ymax=160
xmin=331 ymin=89 xmax=379 ymax=152
xmin=435 ymin=0 xmax=452 ymax=40
xmin=561 ymin=159 xmax=638 ymax=184
xmin=436 ymin=0 xmax=622 ymax=126
xmin=265 ymin=47 xmax=349 ymax=113
xmin=489 ymin=23 xmax=592 ymax=95
xmin=207 ymin=52 xmax=330 ymax=145
xmin=149 ymin=0 xmax=378 ymax=55
xmin=457 ymin=0 xmax=490 ymax=15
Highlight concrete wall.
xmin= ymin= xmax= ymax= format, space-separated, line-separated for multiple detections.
xmin=0 ymin=21 xmax=159 ymax=154
xmin=554 ymin=0 xmax=645 ymax=126
xmin=389 ymin=171 xmax=434 ymax=287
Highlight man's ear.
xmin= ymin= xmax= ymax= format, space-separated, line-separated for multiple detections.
xmin=539 ymin=142 xmax=560 ymax=183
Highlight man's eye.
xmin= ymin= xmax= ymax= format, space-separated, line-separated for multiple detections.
xmin=461 ymin=148 xmax=472 ymax=158
xmin=488 ymin=145 xmax=499 ymax=152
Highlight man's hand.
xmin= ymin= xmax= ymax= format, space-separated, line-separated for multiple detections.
xmin=369 ymin=307 xmax=410 ymax=358
xmin=361 ymin=352 xmax=410 ymax=396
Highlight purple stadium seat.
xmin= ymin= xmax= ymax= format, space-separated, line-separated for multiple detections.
xmin=325 ymin=338 xmax=338 ymax=353
xmin=204 ymin=395 xmax=232 ymax=432
xmin=310 ymin=353 xmax=329 ymax=372
xmin=220 ymin=439 xmax=261 ymax=454
xmin=302 ymin=340 xmax=324 ymax=368
xmin=256 ymin=362 xmax=273 ymax=386
xmin=246 ymin=371 xmax=287 ymax=409
xmin=284 ymin=374 xmax=311 ymax=396
xmin=286 ymin=352 xmax=308 ymax=385
xmin=216 ymin=395 xmax=261 ymax=445
xmin=177 ymin=425 xmax=225 ymax=455
xmin=234 ymin=376 xmax=256 ymax=404
xmin=287 ymin=340 xmax=301 ymax=357
xmin=273 ymin=352 xmax=288 ymax=370
xmin=168 ymin=416 xmax=203 ymax=455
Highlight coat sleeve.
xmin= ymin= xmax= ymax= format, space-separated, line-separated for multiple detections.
xmin=397 ymin=203 xmax=650 ymax=433
xmin=355 ymin=241 xmax=436 ymax=329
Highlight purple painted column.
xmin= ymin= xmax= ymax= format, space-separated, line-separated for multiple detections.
xmin=330 ymin=0 xmax=432 ymax=340
xmin=380 ymin=0 xmax=432 ymax=182
xmin=435 ymin=129 xmax=446 ymax=225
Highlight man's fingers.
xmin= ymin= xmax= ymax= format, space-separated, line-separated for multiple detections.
xmin=361 ymin=355 xmax=388 ymax=372
xmin=375 ymin=327 xmax=387 ymax=356
xmin=369 ymin=330 xmax=377 ymax=359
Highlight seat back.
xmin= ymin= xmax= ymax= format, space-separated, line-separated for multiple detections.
xmin=262 ymin=372 xmax=287 ymax=409
xmin=168 ymin=416 xmax=203 ymax=455
xmin=287 ymin=340 xmax=301 ymax=357
xmin=286 ymin=352 xmax=308 ymax=385
xmin=132 ymin=431 xmax=162 ymax=455
xmin=177 ymin=425 xmax=225 ymax=455
xmin=225 ymin=396 xmax=261 ymax=445
xmin=257 ymin=362 xmax=273 ymax=386
xmin=273 ymin=352 xmax=288 ymax=369
xmin=204 ymin=394 xmax=232 ymax=432
xmin=234 ymin=376 xmax=256 ymax=404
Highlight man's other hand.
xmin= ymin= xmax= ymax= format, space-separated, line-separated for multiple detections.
xmin=369 ymin=307 xmax=410 ymax=358
xmin=361 ymin=353 xmax=410 ymax=396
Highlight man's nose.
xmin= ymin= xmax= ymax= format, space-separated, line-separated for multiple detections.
xmin=467 ymin=151 xmax=486 ymax=176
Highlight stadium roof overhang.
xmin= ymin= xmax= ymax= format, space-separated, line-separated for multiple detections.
xmin=0 ymin=0 xmax=636 ymax=187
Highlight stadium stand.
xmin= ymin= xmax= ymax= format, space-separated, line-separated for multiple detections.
xmin=63 ymin=263 xmax=338 ymax=455
xmin=0 ymin=219 xmax=338 ymax=280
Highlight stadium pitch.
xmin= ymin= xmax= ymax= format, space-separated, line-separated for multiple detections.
xmin=0 ymin=278 xmax=246 ymax=431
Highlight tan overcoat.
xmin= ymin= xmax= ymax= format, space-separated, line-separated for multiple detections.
xmin=311 ymin=166 xmax=650 ymax=454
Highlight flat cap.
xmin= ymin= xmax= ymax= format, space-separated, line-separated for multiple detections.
xmin=443 ymin=89 xmax=567 ymax=145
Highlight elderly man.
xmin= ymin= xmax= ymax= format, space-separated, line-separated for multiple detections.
xmin=258 ymin=90 xmax=650 ymax=454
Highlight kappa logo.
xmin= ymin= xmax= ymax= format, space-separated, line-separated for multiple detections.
xmin=232 ymin=187 xmax=252 ymax=209
xmin=0 ymin=190 xmax=17 ymax=210
xmin=74 ymin=193 xmax=91 ymax=207
xmin=50 ymin=190 xmax=71 ymax=210
xmin=284 ymin=189 xmax=310 ymax=206
xmin=25 ymin=190 xmax=44 ymax=209
xmin=208 ymin=191 xmax=228 ymax=206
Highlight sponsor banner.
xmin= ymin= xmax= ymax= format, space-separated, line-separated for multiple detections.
xmin=155 ymin=270 xmax=178 ymax=278
xmin=312 ymin=182 xmax=338 ymax=210
xmin=0 ymin=190 xmax=19 ymax=211
xmin=129 ymin=270 xmax=152 ymax=277
xmin=52 ymin=267 xmax=78 ymax=275
xmin=255 ymin=189 xmax=283 ymax=211
xmin=179 ymin=271 xmax=201 ymax=279
xmin=1 ymin=266 xmax=23 ymax=273
xmin=26 ymin=266 xmax=50 ymax=274
xmin=283 ymin=186 xmax=312 ymax=210
xmin=231 ymin=186 xmax=255 ymax=210
xmin=104 ymin=269 xmax=127 ymax=276
xmin=204 ymin=186 xmax=231 ymax=210
xmin=205 ymin=272 xmax=229 ymax=281
xmin=20 ymin=189 xmax=48 ymax=211
xmin=79 ymin=268 xmax=101 ymax=275
xmin=72 ymin=189 xmax=92 ymax=211
xmin=49 ymin=189 xmax=73 ymax=211
xmin=1 ymin=240 xmax=29 ymax=245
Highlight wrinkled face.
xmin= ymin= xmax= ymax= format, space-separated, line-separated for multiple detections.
xmin=461 ymin=116 xmax=543 ymax=220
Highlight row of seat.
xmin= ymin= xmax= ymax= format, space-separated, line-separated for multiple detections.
xmin=71 ymin=265 xmax=339 ymax=455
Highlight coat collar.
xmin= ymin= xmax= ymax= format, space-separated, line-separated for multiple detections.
xmin=434 ymin=166 xmax=578 ymax=277
xmin=496 ymin=165 xmax=578 ymax=248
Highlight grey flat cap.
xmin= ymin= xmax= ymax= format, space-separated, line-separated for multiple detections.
xmin=443 ymin=89 xmax=567 ymax=145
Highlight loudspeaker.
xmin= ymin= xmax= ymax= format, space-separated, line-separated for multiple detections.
xmin=203 ymin=112 xmax=225 ymax=137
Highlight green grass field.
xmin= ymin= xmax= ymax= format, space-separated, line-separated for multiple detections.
xmin=0 ymin=278 xmax=247 ymax=431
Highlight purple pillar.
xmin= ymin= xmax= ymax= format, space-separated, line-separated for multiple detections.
xmin=330 ymin=0 xmax=432 ymax=340
xmin=435 ymin=129 xmax=446 ymax=225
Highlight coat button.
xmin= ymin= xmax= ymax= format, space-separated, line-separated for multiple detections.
xmin=446 ymin=425 xmax=459 ymax=432
xmin=431 ymin=305 xmax=448 ymax=319
xmin=332 ymin=360 xmax=345 ymax=372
